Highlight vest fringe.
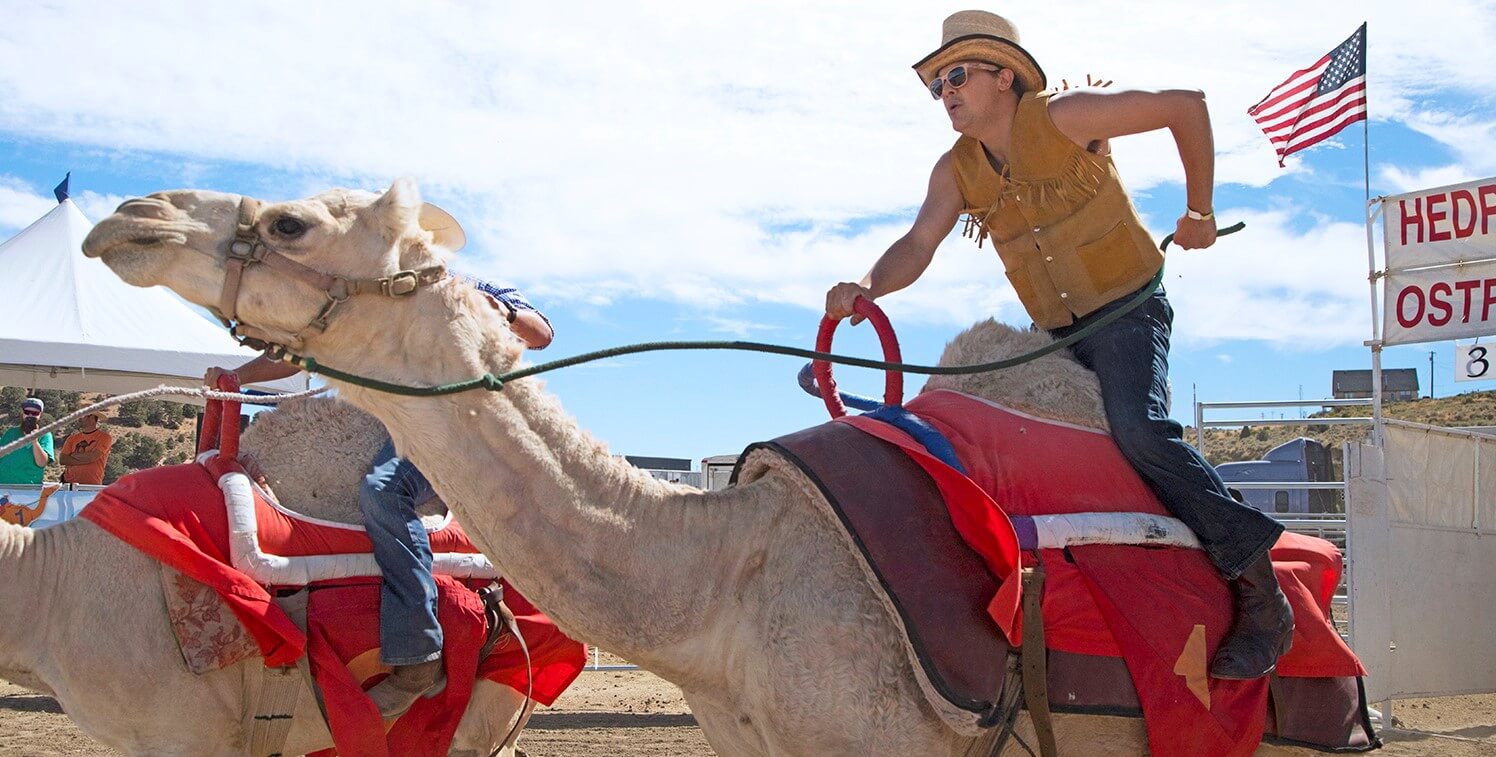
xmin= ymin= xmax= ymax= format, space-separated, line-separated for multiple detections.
xmin=960 ymin=150 xmax=1107 ymax=250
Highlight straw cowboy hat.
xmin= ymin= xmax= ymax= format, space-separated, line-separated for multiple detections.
xmin=912 ymin=10 xmax=1047 ymax=94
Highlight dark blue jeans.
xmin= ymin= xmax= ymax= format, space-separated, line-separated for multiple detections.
xmin=359 ymin=439 xmax=443 ymax=665
xmin=1049 ymin=287 xmax=1283 ymax=579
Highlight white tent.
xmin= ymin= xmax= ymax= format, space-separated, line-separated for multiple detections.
xmin=0 ymin=198 xmax=308 ymax=397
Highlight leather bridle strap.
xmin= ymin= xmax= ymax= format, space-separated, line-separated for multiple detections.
xmin=217 ymin=196 xmax=446 ymax=351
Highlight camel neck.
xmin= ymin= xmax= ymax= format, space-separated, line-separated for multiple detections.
xmin=322 ymin=289 xmax=769 ymax=673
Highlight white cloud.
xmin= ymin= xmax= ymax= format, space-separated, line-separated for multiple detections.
xmin=1379 ymin=164 xmax=1483 ymax=195
xmin=0 ymin=175 xmax=130 ymax=231
xmin=1 ymin=0 xmax=1492 ymax=349
xmin=72 ymin=190 xmax=130 ymax=224
xmin=1165 ymin=205 xmax=1373 ymax=348
xmin=0 ymin=177 xmax=56 ymax=231
xmin=698 ymin=316 xmax=783 ymax=339
xmin=1217 ymin=354 xmax=1234 ymax=364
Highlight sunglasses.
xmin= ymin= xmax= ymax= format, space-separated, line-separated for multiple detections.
xmin=929 ymin=63 xmax=1001 ymax=99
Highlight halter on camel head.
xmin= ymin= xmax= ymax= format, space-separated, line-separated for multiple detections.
xmin=213 ymin=195 xmax=449 ymax=353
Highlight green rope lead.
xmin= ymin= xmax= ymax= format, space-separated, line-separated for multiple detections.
xmin=287 ymin=223 xmax=1243 ymax=397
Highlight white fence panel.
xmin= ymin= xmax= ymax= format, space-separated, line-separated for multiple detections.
xmin=1348 ymin=427 xmax=1496 ymax=702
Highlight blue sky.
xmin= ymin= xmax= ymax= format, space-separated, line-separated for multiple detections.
xmin=3 ymin=2 xmax=1495 ymax=461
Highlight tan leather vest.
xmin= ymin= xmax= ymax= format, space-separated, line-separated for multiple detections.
xmin=951 ymin=91 xmax=1163 ymax=329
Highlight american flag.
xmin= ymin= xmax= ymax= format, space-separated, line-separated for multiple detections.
xmin=1249 ymin=24 xmax=1367 ymax=167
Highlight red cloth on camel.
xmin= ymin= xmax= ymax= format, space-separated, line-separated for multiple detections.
xmin=81 ymin=460 xmax=588 ymax=754
xmin=836 ymin=389 xmax=1365 ymax=757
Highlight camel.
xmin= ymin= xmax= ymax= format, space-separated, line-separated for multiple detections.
xmin=82 ymin=180 xmax=1316 ymax=755
xmin=0 ymin=391 xmax=533 ymax=756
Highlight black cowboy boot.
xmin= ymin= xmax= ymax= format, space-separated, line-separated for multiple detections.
xmin=367 ymin=658 xmax=446 ymax=718
xmin=1210 ymin=553 xmax=1294 ymax=680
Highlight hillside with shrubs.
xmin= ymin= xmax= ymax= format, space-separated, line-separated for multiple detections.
xmin=1192 ymin=390 xmax=1496 ymax=466
xmin=0 ymin=387 xmax=199 ymax=484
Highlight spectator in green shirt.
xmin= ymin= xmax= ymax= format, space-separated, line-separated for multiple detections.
xmin=0 ymin=397 xmax=55 ymax=485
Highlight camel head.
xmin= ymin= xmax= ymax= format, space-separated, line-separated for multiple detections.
xmin=82 ymin=179 xmax=470 ymax=357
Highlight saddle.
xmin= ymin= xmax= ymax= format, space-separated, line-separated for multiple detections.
xmin=734 ymin=389 xmax=1377 ymax=756
xmin=81 ymin=392 xmax=586 ymax=757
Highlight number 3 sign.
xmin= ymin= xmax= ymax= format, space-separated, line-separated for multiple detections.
xmin=1456 ymin=343 xmax=1493 ymax=383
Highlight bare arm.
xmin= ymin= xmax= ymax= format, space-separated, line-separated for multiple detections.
xmin=511 ymin=309 xmax=554 ymax=349
xmin=30 ymin=440 xmax=48 ymax=468
xmin=1048 ymin=88 xmax=1218 ymax=249
xmin=204 ymin=354 xmax=302 ymax=388
xmin=826 ymin=152 xmax=964 ymax=322
xmin=488 ymin=299 xmax=553 ymax=350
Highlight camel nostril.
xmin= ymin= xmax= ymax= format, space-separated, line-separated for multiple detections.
xmin=115 ymin=197 xmax=173 ymax=219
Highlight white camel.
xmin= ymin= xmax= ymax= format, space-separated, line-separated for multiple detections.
xmin=0 ymin=391 xmax=532 ymax=757
xmin=82 ymin=180 xmax=1314 ymax=755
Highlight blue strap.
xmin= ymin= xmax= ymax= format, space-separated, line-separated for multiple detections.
xmin=797 ymin=363 xmax=966 ymax=474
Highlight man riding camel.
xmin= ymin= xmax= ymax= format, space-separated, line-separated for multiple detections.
xmin=208 ymin=274 xmax=553 ymax=716
xmin=825 ymin=10 xmax=1293 ymax=680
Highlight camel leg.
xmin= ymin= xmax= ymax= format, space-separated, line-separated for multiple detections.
xmin=688 ymin=700 xmax=774 ymax=757
xmin=449 ymin=679 xmax=531 ymax=757
xmin=1003 ymin=712 xmax=1149 ymax=756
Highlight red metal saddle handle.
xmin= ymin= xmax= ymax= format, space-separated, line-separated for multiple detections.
xmin=198 ymin=373 xmax=243 ymax=461
xmin=813 ymin=297 xmax=904 ymax=419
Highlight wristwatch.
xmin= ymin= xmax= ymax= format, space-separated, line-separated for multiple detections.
xmin=1185 ymin=207 xmax=1214 ymax=222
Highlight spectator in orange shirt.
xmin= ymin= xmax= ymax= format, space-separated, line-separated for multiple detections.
xmin=59 ymin=412 xmax=113 ymax=486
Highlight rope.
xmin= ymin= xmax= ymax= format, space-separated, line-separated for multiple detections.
xmin=0 ymin=385 xmax=328 ymax=460
xmin=279 ymin=221 xmax=1241 ymax=398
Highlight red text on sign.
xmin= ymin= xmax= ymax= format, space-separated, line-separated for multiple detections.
xmin=1399 ymin=184 xmax=1496 ymax=246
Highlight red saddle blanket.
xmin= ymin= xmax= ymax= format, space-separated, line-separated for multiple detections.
xmin=750 ymin=389 xmax=1373 ymax=756
xmin=81 ymin=461 xmax=587 ymax=756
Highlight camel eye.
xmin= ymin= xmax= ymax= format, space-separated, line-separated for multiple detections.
xmin=271 ymin=217 xmax=306 ymax=237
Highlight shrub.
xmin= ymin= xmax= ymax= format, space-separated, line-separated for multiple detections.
xmin=114 ymin=402 xmax=145 ymax=427
xmin=104 ymin=433 xmax=168 ymax=482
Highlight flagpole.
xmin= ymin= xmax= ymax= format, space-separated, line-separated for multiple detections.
xmin=1354 ymin=22 xmax=1393 ymax=727
xmin=1360 ymin=22 xmax=1384 ymax=449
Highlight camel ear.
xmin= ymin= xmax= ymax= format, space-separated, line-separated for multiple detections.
xmin=370 ymin=177 xmax=424 ymax=240
xmin=419 ymin=202 xmax=467 ymax=252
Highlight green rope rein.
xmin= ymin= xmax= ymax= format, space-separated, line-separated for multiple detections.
xmin=278 ymin=223 xmax=1243 ymax=397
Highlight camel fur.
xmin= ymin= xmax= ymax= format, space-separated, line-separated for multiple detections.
xmin=0 ymin=402 xmax=531 ymax=756
xmin=82 ymin=179 xmax=1310 ymax=756
xmin=924 ymin=319 xmax=1109 ymax=431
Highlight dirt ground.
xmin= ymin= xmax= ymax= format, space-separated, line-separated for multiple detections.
xmin=3 ymin=671 xmax=1495 ymax=756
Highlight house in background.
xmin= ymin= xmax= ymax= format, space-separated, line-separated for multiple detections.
xmin=621 ymin=455 xmax=701 ymax=487
xmin=701 ymin=454 xmax=740 ymax=491
xmin=1332 ymin=368 xmax=1420 ymax=402
xmin=1216 ymin=438 xmax=1338 ymax=514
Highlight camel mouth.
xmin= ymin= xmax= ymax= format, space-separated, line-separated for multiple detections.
xmin=81 ymin=222 xmax=187 ymax=260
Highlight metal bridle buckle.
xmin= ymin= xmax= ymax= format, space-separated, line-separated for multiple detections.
xmin=326 ymin=277 xmax=353 ymax=302
xmin=384 ymin=270 xmax=419 ymax=297
xmin=229 ymin=237 xmax=261 ymax=263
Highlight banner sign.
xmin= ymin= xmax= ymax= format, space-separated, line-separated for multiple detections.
xmin=1455 ymin=342 xmax=1495 ymax=383
xmin=1383 ymin=176 xmax=1496 ymax=346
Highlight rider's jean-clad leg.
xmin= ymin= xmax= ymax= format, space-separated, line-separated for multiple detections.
xmin=1048 ymin=287 xmax=1284 ymax=579
xmin=359 ymin=438 xmax=443 ymax=665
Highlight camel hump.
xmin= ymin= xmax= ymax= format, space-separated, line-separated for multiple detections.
xmin=239 ymin=395 xmax=432 ymax=526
